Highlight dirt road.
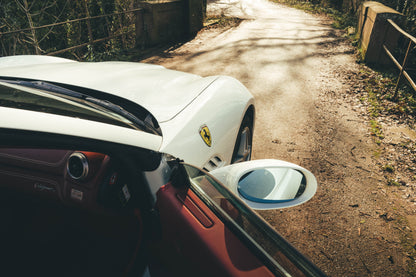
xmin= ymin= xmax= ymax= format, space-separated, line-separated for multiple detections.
xmin=144 ymin=0 xmax=415 ymax=275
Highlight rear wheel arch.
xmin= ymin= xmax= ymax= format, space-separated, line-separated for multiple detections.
xmin=245 ymin=106 xmax=255 ymax=129
xmin=231 ymin=106 xmax=255 ymax=164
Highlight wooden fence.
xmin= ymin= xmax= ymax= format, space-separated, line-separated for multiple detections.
xmin=0 ymin=8 xmax=141 ymax=58
xmin=382 ymin=19 xmax=416 ymax=96
xmin=359 ymin=1 xmax=416 ymax=95
xmin=1 ymin=0 xmax=205 ymax=59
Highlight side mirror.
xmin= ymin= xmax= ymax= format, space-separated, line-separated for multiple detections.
xmin=209 ymin=160 xmax=317 ymax=210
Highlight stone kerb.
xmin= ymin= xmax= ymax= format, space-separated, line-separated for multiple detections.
xmin=137 ymin=0 xmax=186 ymax=46
xmin=358 ymin=1 xmax=403 ymax=64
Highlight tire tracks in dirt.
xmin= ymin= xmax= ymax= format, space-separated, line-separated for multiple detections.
xmin=143 ymin=0 xmax=413 ymax=275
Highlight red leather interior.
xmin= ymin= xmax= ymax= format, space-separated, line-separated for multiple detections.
xmin=0 ymin=148 xmax=144 ymax=276
xmin=155 ymin=183 xmax=274 ymax=277
xmin=0 ymin=148 xmax=110 ymax=211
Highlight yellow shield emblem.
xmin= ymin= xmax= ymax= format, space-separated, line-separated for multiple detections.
xmin=199 ymin=125 xmax=212 ymax=147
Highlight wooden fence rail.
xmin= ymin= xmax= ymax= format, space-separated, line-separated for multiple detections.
xmin=0 ymin=7 xmax=142 ymax=57
xmin=46 ymin=28 xmax=136 ymax=56
xmin=382 ymin=19 xmax=416 ymax=97
xmin=0 ymin=8 xmax=142 ymax=36
xmin=1 ymin=0 xmax=204 ymax=58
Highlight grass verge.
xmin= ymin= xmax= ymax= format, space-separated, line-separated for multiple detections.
xmin=269 ymin=0 xmax=356 ymax=30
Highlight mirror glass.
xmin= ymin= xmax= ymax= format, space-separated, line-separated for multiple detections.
xmin=238 ymin=168 xmax=306 ymax=203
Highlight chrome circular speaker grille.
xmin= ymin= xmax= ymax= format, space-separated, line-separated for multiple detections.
xmin=67 ymin=152 xmax=89 ymax=180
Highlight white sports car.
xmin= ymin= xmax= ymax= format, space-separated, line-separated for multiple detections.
xmin=0 ymin=56 xmax=323 ymax=277
xmin=0 ymin=55 xmax=254 ymax=171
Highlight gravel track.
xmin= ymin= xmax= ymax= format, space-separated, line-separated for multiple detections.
xmin=143 ymin=0 xmax=415 ymax=275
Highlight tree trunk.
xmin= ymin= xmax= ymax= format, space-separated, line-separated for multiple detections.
xmin=18 ymin=0 xmax=42 ymax=54
xmin=83 ymin=0 xmax=94 ymax=51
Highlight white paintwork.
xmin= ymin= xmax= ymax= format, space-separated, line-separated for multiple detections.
xmin=0 ymin=55 xmax=217 ymax=123
xmin=0 ymin=56 xmax=318 ymax=212
xmin=159 ymin=76 xmax=254 ymax=167
xmin=0 ymin=55 xmax=254 ymax=168
xmin=210 ymin=159 xmax=317 ymax=210
xmin=0 ymin=106 xmax=162 ymax=151
xmin=0 ymin=55 xmax=75 ymax=67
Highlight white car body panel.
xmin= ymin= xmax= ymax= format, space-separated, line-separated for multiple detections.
xmin=0 ymin=55 xmax=254 ymax=168
xmin=0 ymin=55 xmax=217 ymax=122
xmin=159 ymin=76 xmax=254 ymax=168
xmin=0 ymin=106 xmax=162 ymax=151
xmin=0 ymin=55 xmax=76 ymax=67
xmin=210 ymin=159 xmax=318 ymax=210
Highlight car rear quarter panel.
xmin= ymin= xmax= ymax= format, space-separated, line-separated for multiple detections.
xmin=159 ymin=76 xmax=254 ymax=168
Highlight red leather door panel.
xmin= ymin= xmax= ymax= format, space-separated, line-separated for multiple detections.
xmin=154 ymin=182 xmax=275 ymax=277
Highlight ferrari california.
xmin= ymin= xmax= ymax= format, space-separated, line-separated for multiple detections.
xmin=0 ymin=56 xmax=325 ymax=277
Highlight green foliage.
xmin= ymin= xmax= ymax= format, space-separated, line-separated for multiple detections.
xmin=271 ymin=0 xmax=415 ymax=35
xmin=270 ymin=0 xmax=357 ymax=30
xmin=382 ymin=164 xmax=395 ymax=173
xmin=0 ymin=0 xmax=136 ymax=60
xmin=368 ymin=69 xmax=416 ymax=118
xmin=370 ymin=119 xmax=384 ymax=144
xmin=387 ymin=178 xmax=401 ymax=186
xmin=376 ymin=0 xmax=416 ymax=35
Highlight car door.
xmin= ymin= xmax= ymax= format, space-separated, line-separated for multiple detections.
xmin=0 ymin=128 xmax=325 ymax=277
xmin=151 ymin=161 xmax=326 ymax=277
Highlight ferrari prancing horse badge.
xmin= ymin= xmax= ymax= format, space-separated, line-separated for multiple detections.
xmin=199 ymin=125 xmax=212 ymax=147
